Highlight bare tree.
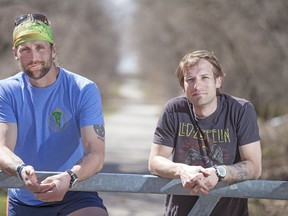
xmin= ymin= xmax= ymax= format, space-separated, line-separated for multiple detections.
xmin=0 ymin=0 xmax=119 ymax=100
xmin=132 ymin=0 xmax=288 ymax=119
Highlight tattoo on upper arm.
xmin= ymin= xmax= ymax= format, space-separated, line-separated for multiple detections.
xmin=93 ymin=125 xmax=105 ymax=142
xmin=76 ymin=158 xmax=84 ymax=165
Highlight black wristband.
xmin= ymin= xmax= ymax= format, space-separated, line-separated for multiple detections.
xmin=66 ymin=170 xmax=78 ymax=188
xmin=16 ymin=164 xmax=26 ymax=181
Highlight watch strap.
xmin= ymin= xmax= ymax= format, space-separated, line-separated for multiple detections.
xmin=66 ymin=170 xmax=78 ymax=188
xmin=16 ymin=164 xmax=26 ymax=181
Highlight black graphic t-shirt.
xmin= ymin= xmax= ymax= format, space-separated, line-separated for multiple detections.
xmin=153 ymin=94 xmax=260 ymax=216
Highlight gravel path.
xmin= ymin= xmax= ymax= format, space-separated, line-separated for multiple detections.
xmin=100 ymin=99 xmax=165 ymax=216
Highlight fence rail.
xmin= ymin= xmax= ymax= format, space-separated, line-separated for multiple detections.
xmin=1 ymin=171 xmax=287 ymax=215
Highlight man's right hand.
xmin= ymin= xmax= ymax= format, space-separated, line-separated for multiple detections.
xmin=180 ymin=165 xmax=211 ymax=195
xmin=22 ymin=165 xmax=55 ymax=193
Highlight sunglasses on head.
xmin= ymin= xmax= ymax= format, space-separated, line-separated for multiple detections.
xmin=14 ymin=13 xmax=50 ymax=26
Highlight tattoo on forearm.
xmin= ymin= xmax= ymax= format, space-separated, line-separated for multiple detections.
xmin=227 ymin=163 xmax=248 ymax=181
xmin=93 ymin=125 xmax=105 ymax=142
xmin=235 ymin=163 xmax=248 ymax=180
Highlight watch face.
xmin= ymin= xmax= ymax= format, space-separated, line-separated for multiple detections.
xmin=71 ymin=178 xmax=78 ymax=188
xmin=217 ymin=166 xmax=227 ymax=178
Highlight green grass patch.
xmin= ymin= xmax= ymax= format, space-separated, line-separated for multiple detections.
xmin=0 ymin=191 xmax=7 ymax=216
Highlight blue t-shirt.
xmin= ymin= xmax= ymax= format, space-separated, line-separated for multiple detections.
xmin=0 ymin=68 xmax=104 ymax=205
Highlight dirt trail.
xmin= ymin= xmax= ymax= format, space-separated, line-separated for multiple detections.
xmin=100 ymin=78 xmax=166 ymax=215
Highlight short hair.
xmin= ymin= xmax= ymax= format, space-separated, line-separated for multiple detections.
xmin=176 ymin=50 xmax=225 ymax=90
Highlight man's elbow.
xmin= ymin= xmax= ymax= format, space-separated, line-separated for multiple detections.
xmin=252 ymin=164 xmax=262 ymax=179
xmin=148 ymin=158 xmax=159 ymax=175
xmin=148 ymin=160 xmax=155 ymax=175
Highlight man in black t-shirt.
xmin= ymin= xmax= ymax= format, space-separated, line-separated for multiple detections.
xmin=149 ymin=50 xmax=262 ymax=216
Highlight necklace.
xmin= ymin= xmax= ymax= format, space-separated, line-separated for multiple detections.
xmin=187 ymin=100 xmax=214 ymax=167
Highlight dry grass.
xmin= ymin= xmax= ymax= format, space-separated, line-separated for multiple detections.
xmin=251 ymin=120 xmax=288 ymax=215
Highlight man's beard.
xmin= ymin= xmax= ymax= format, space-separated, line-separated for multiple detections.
xmin=23 ymin=61 xmax=51 ymax=80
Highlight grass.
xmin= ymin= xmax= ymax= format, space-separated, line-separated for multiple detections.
xmin=0 ymin=191 xmax=6 ymax=216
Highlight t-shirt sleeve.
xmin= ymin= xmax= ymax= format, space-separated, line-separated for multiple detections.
xmin=153 ymin=102 xmax=177 ymax=147
xmin=78 ymin=83 xmax=104 ymax=128
xmin=237 ymin=102 xmax=260 ymax=145
xmin=0 ymin=84 xmax=17 ymax=123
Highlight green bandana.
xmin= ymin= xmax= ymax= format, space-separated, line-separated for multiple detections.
xmin=13 ymin=21 xmax=54 ymax=47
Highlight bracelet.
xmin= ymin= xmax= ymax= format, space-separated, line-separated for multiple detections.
xmin=16 ymin=164 xmax=26 ymax=181
xmin=66 ymin=170 xmax=79 ymax=188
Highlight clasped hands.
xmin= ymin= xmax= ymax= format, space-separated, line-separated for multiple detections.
xmin=20 ymin=165 xmax=71 ymax=202
xmin=180 ymin=166 xmax=218 ymax=195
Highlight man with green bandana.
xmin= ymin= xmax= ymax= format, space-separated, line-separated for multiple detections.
xmin=0 ymin=14 xmax=108 ymax=216
xmin=13 ymin=19 xmax=54 ymax=47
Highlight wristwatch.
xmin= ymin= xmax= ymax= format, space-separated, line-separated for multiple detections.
xmin=214 ymin=165 xmax=227 ymax=182
xmin=66 ymin=170 xmax=78 ymax=188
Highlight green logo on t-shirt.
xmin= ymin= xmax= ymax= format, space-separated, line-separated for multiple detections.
xmin=49 ymin=108 xmax=68 ymax=132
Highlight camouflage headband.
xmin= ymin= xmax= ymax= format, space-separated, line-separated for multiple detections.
xmin=13 ymin=20 xmax=54 ymax=47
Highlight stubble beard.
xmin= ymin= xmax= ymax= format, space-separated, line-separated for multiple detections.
xmin=23 ymin=61 xmax=52 ymax=80
xmin=187 ymin=93 xmax=217 ymax=109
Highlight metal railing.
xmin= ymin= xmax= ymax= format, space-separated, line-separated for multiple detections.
xmin=1 ymin=171 xmax=287 ymax=216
